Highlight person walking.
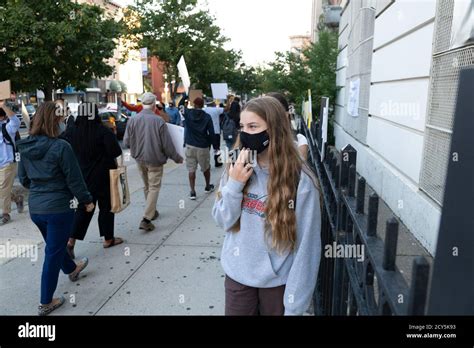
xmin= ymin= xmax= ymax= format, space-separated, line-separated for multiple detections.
xmin=121 ymin=97 xmax=170 ymax=123
xmin=212 ymin=97 xmax=322 ymax=316
xmin=267 ymin=92 xmax=308 ymax=161
xmin=16 ymin=102 xmax=94 ymax=316
xmin=0 ymin=101 xmax=22 ymax=225
xmin=204 ymin=102 xmax=224 ymax=168
xmin=165 ymin=101 xmax=181 ymax=125
xmin=123 ymin=92 xmax=183 ymax=232
xmin=220 ymin=97 xmax=240 ymax=150
xmin=61 ymin=103 xmax=124 ymax=259
xmin=183 ymin=97 xmax=215 ymax=200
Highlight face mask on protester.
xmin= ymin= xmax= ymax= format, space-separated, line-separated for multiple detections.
xmin=239 ymin=129 xmax=270 ymax=154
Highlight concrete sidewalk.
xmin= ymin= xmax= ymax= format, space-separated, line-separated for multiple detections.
xmin=0 ymin=153 xmax=226 ymax=315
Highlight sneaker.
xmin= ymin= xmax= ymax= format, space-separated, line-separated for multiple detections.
xmin=189 ymin=191 xmax=197 ymax=200
xmin=69 ymin=257 xmax=88 ymax=282
xmin=151 ymin=210 xmax=159 ymax=221
xmin=139 ymin=219 xmax=155 ymax=231
xmin=0 ymin=214 xmax=11 ymax=225
xmin=16 ymin=195 xmax=24 ymax=213
xmin=38 ymin=296 xmax=65 ymax=316
xmin=204 ymin=184 xmax=215 ymax=193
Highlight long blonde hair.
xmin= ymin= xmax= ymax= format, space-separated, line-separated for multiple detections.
xmin=218 ymin=97 xmax=318 ymax=253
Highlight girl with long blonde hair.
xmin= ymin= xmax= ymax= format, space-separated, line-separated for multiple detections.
xmin=212 ymin=96 xmax=321 ymax=315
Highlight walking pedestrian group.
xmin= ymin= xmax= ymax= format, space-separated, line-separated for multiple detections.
xmin=1 ymin=89 xmax=321 ymax=316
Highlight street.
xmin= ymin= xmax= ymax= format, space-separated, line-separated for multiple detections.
xmin=0 ymin=151 xmax=227 ymax=315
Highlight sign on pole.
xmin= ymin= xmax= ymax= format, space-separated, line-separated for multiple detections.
xmin=307 ymin=89 xmax=313 ymax=129
xmin=320 ymin=97 xmax=329 ymax=161
xmin=140 ymin=48 xmax=148 ymax=74
xmin=211 ymin=83 xmax=229 ymax=100
xmin=177 ymin=56 xmax=191 ymax=94
xmin=0 ymin=80 xmax=11 ymax=100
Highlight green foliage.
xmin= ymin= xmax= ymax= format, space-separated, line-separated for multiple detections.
xmin=0 ymin=0 xmax=124 ymax=100
xmin=256 ymin=29 xmax=339 ymax=144
xmin=125 ymin=0 xmax=240 ymax=95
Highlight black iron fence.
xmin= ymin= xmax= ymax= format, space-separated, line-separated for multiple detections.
xmin=298 ymin=117 xmax=430 ymax=316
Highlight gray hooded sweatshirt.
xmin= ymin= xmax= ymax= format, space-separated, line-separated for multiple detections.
xmin=212 ymin=162 xmax=321 ymax=315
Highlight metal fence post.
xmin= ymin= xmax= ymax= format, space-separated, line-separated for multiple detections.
xmin=426 ymin=68 xmax=474 ymax=315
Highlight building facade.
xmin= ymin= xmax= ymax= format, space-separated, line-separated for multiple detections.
xmin=333 ymin=0 xmax=474 ymax=255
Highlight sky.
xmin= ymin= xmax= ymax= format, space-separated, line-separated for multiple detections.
xmin=203 ymin=0 xmax=313 ymax=67
xmin=118 ymin=0 xmax=313 ymax=67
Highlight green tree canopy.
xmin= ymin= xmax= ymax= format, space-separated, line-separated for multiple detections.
xmin=124 ymin=0 xmax=241 ymax=96
xmin=0 ymin=0 xmax=124 ymax=100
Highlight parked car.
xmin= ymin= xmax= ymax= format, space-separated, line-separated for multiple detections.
xmin=99 ymin=111 xmax=128 ymax=140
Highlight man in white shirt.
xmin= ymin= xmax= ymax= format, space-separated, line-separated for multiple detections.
xmin=0 ymin=100 xmax=21 ymax=225
xmin=204 ymin=102 xmax=224 ymax=167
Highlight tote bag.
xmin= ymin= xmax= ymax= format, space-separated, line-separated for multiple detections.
xmin=110 ymin=155 xmax=130 ymax=213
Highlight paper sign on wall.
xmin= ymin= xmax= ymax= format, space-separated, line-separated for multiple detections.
xmin=348 ymin=78 xmax=360 ymax=117
xmin=0 ymin=80 xmax=11 ymax=100
xmin=211 ymin=83 xmax=229 ymax=100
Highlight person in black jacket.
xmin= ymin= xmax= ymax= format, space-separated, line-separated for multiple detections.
xmin=17 ymin=102 xmax=95 ymax=316
xmin=183 ymin=97 xmax=215 ymax=200
xmin=61 ymin=103 xmax=124 ymax=258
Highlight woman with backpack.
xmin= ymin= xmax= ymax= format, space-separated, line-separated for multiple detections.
xmin=212 ymin=97 xmax=322 ymax=315
xmin=220 ymin=97 xmax=241 ymax=150
xmin=61 ymin=103 xmax=124 ymax=259
xmin=17 ymin=102 xmax=95 ymax=315
xmin=267 ymin=92 xmax=309 ymax=161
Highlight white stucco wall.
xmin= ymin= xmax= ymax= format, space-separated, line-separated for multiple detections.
xmin=334 ymin=0 xmax=441 ymax=254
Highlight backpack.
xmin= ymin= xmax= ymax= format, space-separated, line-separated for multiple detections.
xmin=221 ymin=112 xmax=236 ymax=140
xmin=1 ymin=122 xmax=18 ymax=162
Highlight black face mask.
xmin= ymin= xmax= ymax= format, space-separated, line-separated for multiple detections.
xmin=240 ymin=129 xmax=270 ymax=154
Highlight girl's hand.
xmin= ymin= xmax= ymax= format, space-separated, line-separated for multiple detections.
xmin=229 ymin=148 xmax=253 ymax=184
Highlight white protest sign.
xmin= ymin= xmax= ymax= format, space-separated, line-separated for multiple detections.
xmin=211 ymin=83 xmax=229 ymax=100
xmin=166 ymin=123 xmax=185 ymax=158
xmin=177 ymin=56 xmax=191 ymax=94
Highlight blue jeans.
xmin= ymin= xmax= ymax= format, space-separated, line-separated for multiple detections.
xmin=31 ymin=211 xmax=77 ymax=305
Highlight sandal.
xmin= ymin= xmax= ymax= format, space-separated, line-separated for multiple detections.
xmin=103 ymin=237 xmax=124 ymax=249
xmin=38 ymin=296 xmax=65 ymax=316
xmin=69 ymin=257 xmax=89 ymax=282
xmin=1 ymin=214 xmax=11 ymax=225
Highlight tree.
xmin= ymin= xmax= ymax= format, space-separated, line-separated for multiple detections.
xmin=227 ymin=62 xmax=260 ymax=98
xmin=124 ymin=0 xmax=240 ymax=96
xmin=254 ymin=30 xmax=338 ymax=144
xmin=0 ymin=0 xmax=123 ymax=100
xmin=305 ymin=30 xmax=338 ymax=120
xmin=256 ymin=50 xmax=310 ymax=107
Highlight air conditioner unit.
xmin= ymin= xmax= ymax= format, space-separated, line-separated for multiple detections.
xmin=324 ymin=5 xmax=342 ymax=27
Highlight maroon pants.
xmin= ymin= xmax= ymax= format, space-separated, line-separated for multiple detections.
xmin=224 ymin=275 xmax=286 ymax=316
